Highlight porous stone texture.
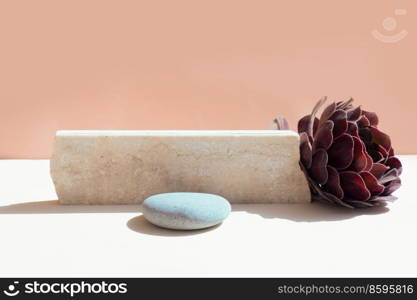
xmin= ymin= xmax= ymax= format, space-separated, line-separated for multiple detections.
xmin=50 ymin=130 xmax=311 ymax=204
xmin=142 ymin=192 xmax=231 ymax=230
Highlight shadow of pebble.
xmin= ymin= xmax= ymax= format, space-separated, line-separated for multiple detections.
xmin=126 ymin=215 xmax=221 ymax=237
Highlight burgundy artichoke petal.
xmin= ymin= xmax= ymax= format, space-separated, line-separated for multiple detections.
xmin=311 ymin=185 xmax=353 ymax=208
xmin=322 ymin=191 xmax=353 ymax=208
xmin=362 ymin=110 xmax=379 ymax=126
xmin=299 ymin=132 xmax=312 ymax=169
xmin=311 ymin=188 xmax=353 ymax=208
xmin=376 ymin=144 xmax=389 ymax=159
xmin=386 ymin=156 xmax=403 ymax=175
xmin=357 ymin=115 xmax=370 ymax=127
xmin=307 ymin=135 xmax=314 ymax=146
xmin=360 ymin=171 xmax=385 ymax=196
xmin=298 ymin=115 xmax=318 ymax=137
xmin=370 ymin=127 xmax=391 ymax=153
xmin=312 ymin=120 xmax=334 ymax=152
xmin=319 ymin=101 xmax=336 ymax=125
xmin=379 ymin=168 xmax=399 ymax=185
xmin=304 ymin=166 xmax=335 ymax=204
xmin=372 ymin=151 xmax=385 ymax=163
xmin=336 ymin=98 xmax=354 ymax=110
xmin=337 ymin=98 xmax=353 ymax=110
xmin=359 ymin=127 xmax=372 ymax=144
xmin=327 ymin=134 xmax=354 ymax=169
xmin=346 ymin=121 xmax=359 ymax=137
xmin=388 ymin=147 xmax=394 ymax=157
xmin=305 ymin=173 xmax=325 ymax=197
xmin=310 ymin=149 xmax=329 ymax=185
xmin=323 ymin=166 xmax=344 ymax=199
xmin=345 ymin=200 xmax=375 ymax=208
xmin=311 ymin=193 xmax=333 ymax=204
xmin=370 ymin=163 xmax=389 ymax=179
xmin=339 ymin=171 xmax=371 ymax=201
xmin=308 ymin=97 xmax=327 ymax=136
xmin=329 ymin=110 xmax=348 ymax=138
xmin=382 ymin=179 xmax=401 ymax=196
xmin=347 ymin=106 xmax=362 ymax=121
xmin=349 ymin=136 xmax=367 ymax=172
xmin=364 ymin=152 xmax=373 ymax=171
xmin=372 ymin=195 xmax=397 ymax=202
xmin=366 ymin=199 xmax=388 ymax=207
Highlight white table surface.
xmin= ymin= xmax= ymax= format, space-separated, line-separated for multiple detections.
xmin=0 ymin=156 xmax=415 ymax=277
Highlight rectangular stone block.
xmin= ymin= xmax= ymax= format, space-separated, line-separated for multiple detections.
xmin=50 ymin=130 xmax=311 ymax=204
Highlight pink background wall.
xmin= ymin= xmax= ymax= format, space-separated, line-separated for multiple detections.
xmin=0 ymin=0 xmax=416 ymax=158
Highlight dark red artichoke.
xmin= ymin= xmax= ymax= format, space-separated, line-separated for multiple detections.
xmin=275 ymin=97 xmax=402 ymax=208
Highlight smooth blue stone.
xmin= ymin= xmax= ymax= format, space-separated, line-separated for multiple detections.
xmin=142 ymin=192 xmax=231 ymax=230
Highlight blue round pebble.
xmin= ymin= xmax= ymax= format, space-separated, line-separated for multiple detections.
xmin=142 ymin=192 xmax=231 ymax=230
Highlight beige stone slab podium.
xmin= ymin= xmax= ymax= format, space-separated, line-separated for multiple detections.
xmin=50 ymin=130 xmax=310 ymax=204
